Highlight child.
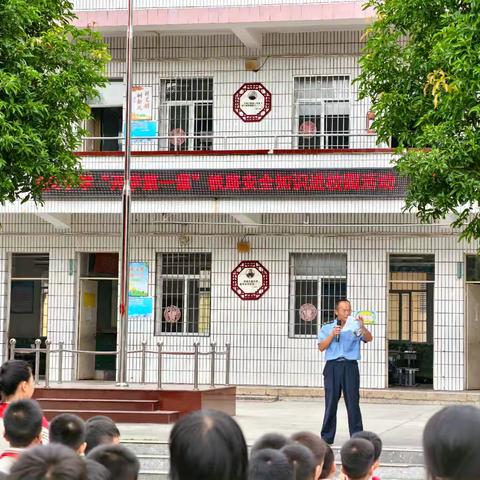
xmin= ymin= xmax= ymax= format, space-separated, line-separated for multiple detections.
xmin=49 ymin=413 xmax=87 ymax=454
xmin=0 ymin=400 xmax=43 ymax=474
xmin=340 ymin=438 xmax=375 ymax=480
xmin=319 ymin=444 xmax=336 ymax=479
xmin=0 ymin=360 xmax=48 ymax=451
xmin=352 ymin=431 xmax=382 ymax=480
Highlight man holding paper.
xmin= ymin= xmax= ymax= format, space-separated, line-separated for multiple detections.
xmin=317 ymin=298 xmax=373 ymax=445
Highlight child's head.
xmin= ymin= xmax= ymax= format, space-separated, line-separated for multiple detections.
xmin=9 ymin=444 xmax=87 ymax=480
xmin=290 ymin=432 xmax=327 ymax=480
xmin=4 ymin=399 xmax=43 ymax=448
xmin=85 ymin=416 xmax=120 ymax=454
xmin=87 ymin=444 xmax=140 ymax=480
xmin=248 ymin=448 xmax=293 ymax=480
xmin=423 ymin=405 xmax=480 ymax=480
xmin=0 ymin=360 xmax=34 ymax=401
xmin=49 ymin=413 xmax=86 ymax=454
xmin=251 ymin=433 xmax=290 ymax=454
xmin=340 ymin=438 xmax=375 ymax=480
xmin=319 ymin=445 xmax=335 ymax=479
xmin=351 ymin=431 xmax=382 ymax=470
xmin=281 ymin=444 xmax=316 ymax=480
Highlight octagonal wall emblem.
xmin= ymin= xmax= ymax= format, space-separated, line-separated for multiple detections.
xmin=233 ymin=83 xmax=272 ymax=122
xmin=231 ymin=261 xmax=270 ymax=300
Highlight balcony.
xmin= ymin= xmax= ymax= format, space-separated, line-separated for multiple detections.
xmin=73 ymin=0 xmax=365 ymax=11
xmin=78 ymin=132 xmax=390 ymax=156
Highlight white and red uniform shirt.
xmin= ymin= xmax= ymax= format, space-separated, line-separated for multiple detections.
xmin=0 ymin=402 xmax=49 ymax=453
xmin=0 ymin=447 xmax=25 ymax=474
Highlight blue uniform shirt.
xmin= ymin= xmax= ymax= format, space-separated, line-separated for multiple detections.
xmin=317 ymin=316 xmax=365 ymax=361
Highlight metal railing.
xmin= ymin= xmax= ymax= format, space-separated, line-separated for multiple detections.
xmin=73 ymin=0 xmax=359 ymax=12
xmin=8 ymin=338 xmax=231 ymax=390
xmin=78 ymin=132 xmax=387 ymax=154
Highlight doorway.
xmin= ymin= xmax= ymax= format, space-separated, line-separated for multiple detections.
xmin=8 ymin=254 xmax=49 ymax=375
xmin=77 ymin=253 xmax=118 ymax=380
xmin=466 ymin=255 xmax=480 ymax=389
xmin=388 ymin=255 xmax=434 ymax=387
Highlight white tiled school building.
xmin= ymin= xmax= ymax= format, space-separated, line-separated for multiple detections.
xmin=0 ymin=0 xmax=479 ymax=392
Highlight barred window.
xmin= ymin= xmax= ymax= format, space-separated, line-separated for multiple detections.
xmin=294 ymin=76 xmax=350 ymax=150
xmin=388 ymin=254 xmax=434 ymax=343
xmin=155 ymin=253 xmax=211 ymax=335
xmin=159 ymin=78 xmax=213 ymax=152
xmin=289 ymin=254 xmax=347 ymax=337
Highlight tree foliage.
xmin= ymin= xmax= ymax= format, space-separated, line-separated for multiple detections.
xmin=0 ymin=0 xmax=109 ymax=203
xmin=357 ymin=0 xmax=480 ymax=241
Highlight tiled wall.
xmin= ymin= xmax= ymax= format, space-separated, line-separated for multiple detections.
xmin=0 ymin=213 xmax=475 ymax=390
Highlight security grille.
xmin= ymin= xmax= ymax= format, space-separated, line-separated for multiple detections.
xmin=155 ymin=253 xmax=212 ymax=335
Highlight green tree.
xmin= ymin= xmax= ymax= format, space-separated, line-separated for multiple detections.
xmin=357 ymin=0 xmax=480 ymax=241
xmin=0 ymin=0 xmax=109 ymax=203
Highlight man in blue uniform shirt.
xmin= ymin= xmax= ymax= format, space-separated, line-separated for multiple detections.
xmin=318 ymin=298 xmax=373 ymax=445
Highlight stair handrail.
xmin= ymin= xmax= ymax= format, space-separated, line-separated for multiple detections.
xmin=7 ymin=338 xmax=231 ymax=389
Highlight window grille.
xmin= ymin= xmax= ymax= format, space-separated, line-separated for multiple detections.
xmin=155 ymin=253 xmax=212 ymax=335
xmin=294 ymin=76 xmax=350 ymax=149
xmin=388 ymin=255 xmax=434 ymax=343
xmin=289 ymin=253 xmax=347 ymax=337
xmin=159 ymin=78 xmax=213 ymax=151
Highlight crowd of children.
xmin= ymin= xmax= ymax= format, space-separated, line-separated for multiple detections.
xmin=0 ymin=359 xmax=479 ymax=480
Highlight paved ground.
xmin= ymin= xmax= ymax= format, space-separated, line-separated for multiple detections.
xmin=119 ymin=397 xmax=441 ymax=447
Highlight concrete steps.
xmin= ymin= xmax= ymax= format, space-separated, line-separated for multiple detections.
xmin=33 ymin=384 xmax=236 ymax=424
xmin=123 ymin=440 xmax=426 ymax=480
xmin=37 ymin=398 xmax=161 ymax=412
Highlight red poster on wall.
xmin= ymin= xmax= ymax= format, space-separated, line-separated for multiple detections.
xmin=231 ymin=261 xmax=270 ymax=300
xmin=233 ymin=83 xmax=272 ymax=122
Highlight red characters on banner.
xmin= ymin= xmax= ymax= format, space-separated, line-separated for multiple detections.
xmin=42 ymin=170 xmax=403 ymax=197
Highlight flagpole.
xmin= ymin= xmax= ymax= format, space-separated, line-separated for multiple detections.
xmin=117 ymin=0 xmax=134 ymax=387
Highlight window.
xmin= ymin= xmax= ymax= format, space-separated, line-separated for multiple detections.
xmin=289 ymin=254 xmax=347 ymax=337
xmin=10 ymin=254 xmax=49 ymax=339
xmin=388 ymin=255 xmax=434 ymax=343
xmin=159 ymin=78 xmax=213 ymax=151
xmin=294 ymin=76 xmax=350 ymax=150
xmin=466 ymin=255 xmax=480 ymax=282
xmin=85 ymin=80 xmax=124 ymax=152
xmin=155 ymin=253 xmax=211 ymax=335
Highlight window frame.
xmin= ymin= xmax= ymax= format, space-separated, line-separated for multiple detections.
xmin=289 ymin=253 xmax=347 ymax=339
xmin=159 ymin=77 xmax=214 ymax=152
xmin=293 ymin=75 xmax=351 ymax=150
xmin=155 ymin=253 xmax=211 ymax=337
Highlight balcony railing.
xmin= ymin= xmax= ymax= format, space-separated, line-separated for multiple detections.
xmin=73 ymin=0 xmax=357 ymax=11
xmin=78 ymin=133 xmax=389 ymax=154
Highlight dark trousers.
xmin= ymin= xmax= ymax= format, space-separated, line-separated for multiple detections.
xmin=321 ymin=359 xmax=363 ymax=444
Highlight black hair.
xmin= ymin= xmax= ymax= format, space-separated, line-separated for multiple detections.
xmin=169 ymin=409 xmax=248 ymax=480
xmin=248 ymin=449 xmax=293 ymax=480
xmin=251 ymin=433 xmax=291 ymax=454
xmin=423 ymin=405 xmax=480 ymax=480
xmin=340 ymin=438 xmax=375 ymax=480
xmin=50 ymin=413 xmax=86 ymax=451
xmin=351 ymin=431 xmax=382 ymax=461
xmin=84 ymin=459 xmax=110 ymax=480
xmin=8 ymin=444 xmax=87 ymax=480
xmin=335 ymin=298 xmax=351 ymax=310
xmin=85 ymin=417 xmax=120 ymax=454
xmin=4 ymin=399 xmax=42 ymax=448
xmin=281 ymin=443 xmax=316 ymax=480
xmin=0 ymin=360 xmax=32 ymax=398
xmin=319 ymin=445 xmax=334 ymax=479
xmin=291 ymin=431 xmax=327 ymax=468
xmin=87 ymin=444 xmax=140 ymax=480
